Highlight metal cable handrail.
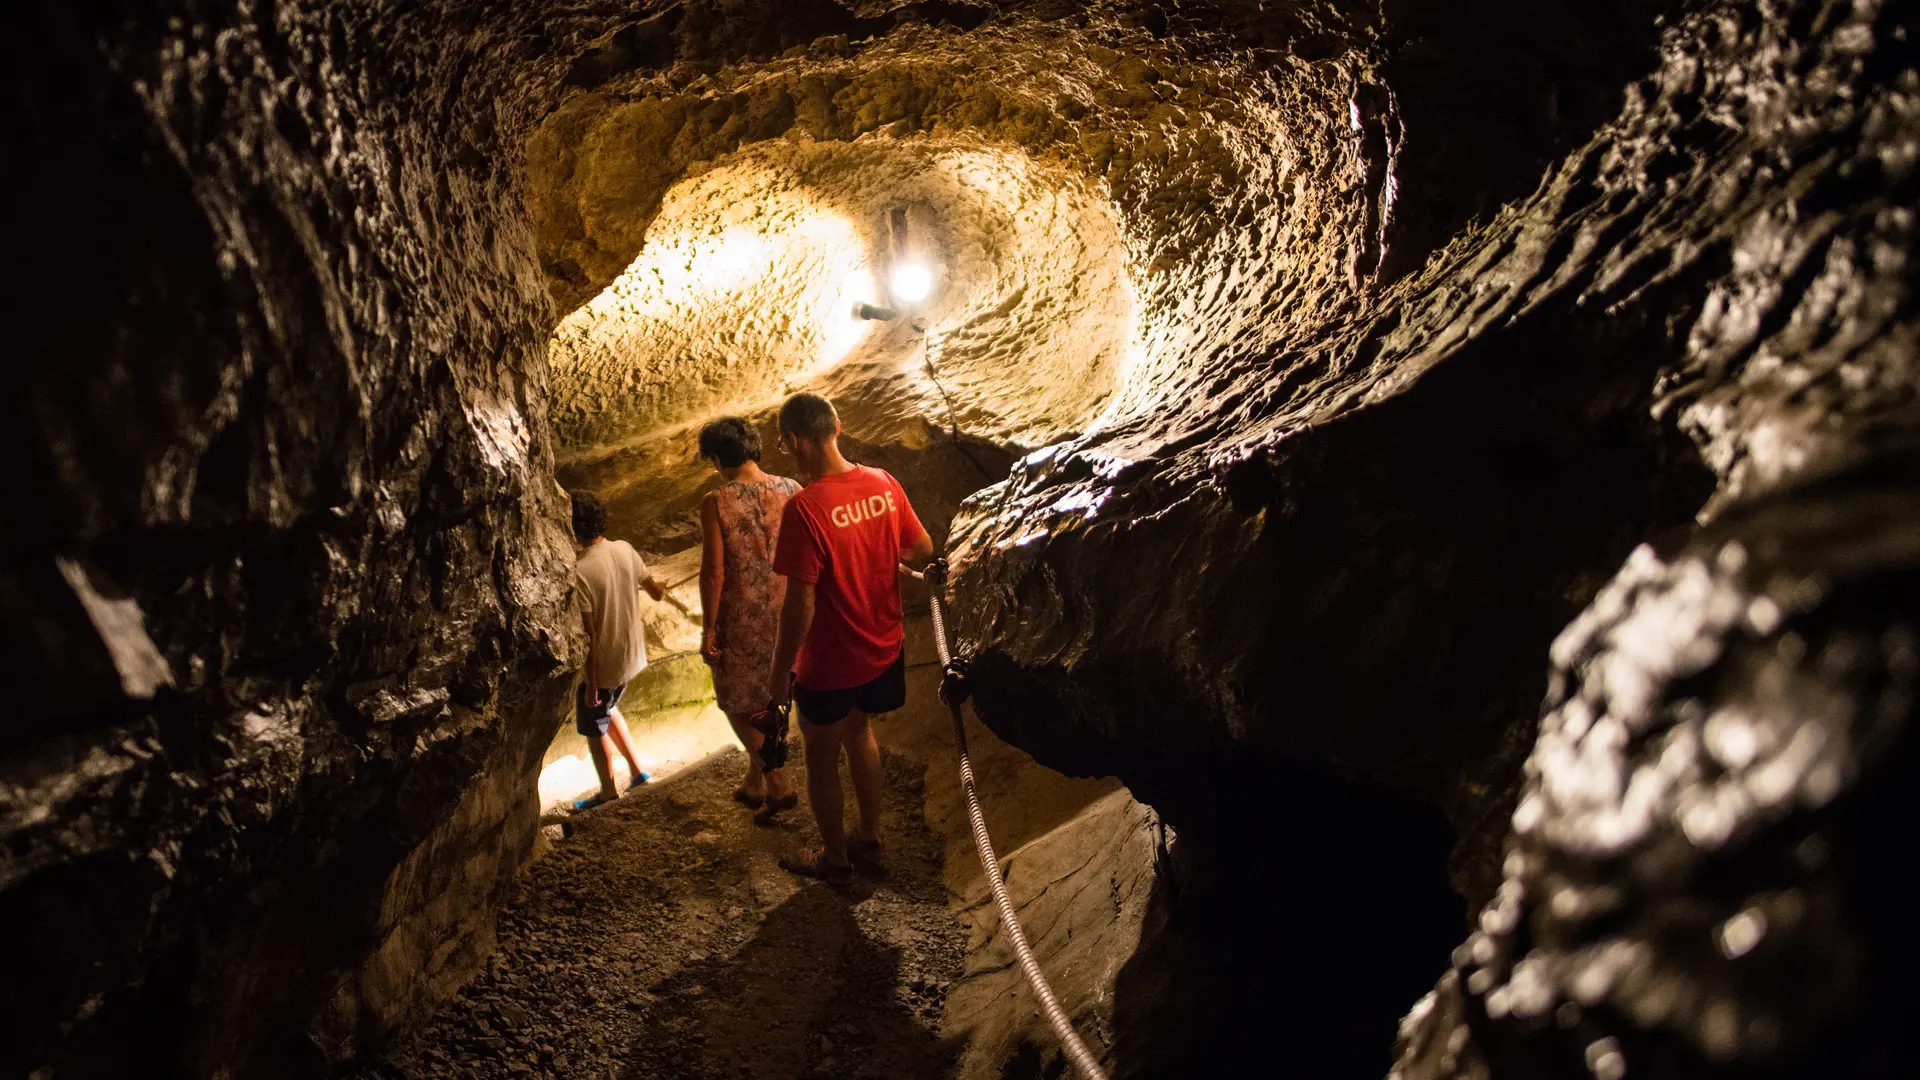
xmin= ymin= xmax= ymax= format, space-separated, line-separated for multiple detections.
xmin=919 ymin=560 xmax=1110 ymax=1080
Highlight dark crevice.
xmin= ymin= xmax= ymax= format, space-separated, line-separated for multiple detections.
xmin=1112 ymin=761 xmax=1462 ymax=1078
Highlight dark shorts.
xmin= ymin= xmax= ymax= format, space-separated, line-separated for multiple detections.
xmin=576 ymin=682 xmax=626 ymax=736
xmin=794 ymin=651 xmax=907 ymax=725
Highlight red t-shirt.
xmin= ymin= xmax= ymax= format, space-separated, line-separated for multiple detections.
xmin=772 ymin=465 xmax=928 ymax=691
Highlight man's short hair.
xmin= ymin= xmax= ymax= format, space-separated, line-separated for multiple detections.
xmin=697 ymin=416 xmax=762 ymax=469
xmin=570 ymin=491 xmax=607 ymax=545
xmin=779 ymin=393 xmax=839 ymax=442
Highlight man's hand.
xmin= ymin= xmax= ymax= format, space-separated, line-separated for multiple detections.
xmin=766 ymin=672 xmax=792 ymax=706
xmin=701 ymin=631 xmax=723 ymax=665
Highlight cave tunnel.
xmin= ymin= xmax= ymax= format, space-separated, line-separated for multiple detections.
xmin=5 ymin=1 xmax=1920 ymax=1079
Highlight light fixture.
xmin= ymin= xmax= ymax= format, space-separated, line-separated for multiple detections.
xmin=889 ymin=262 xmax=934 ymax=304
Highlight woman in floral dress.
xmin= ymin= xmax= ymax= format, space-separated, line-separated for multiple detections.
xmin=697 ymin=416 xmax=802 ymax=815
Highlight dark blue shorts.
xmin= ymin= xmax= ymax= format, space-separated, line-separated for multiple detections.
xmin=576 ymin=682 xmax=626 ymax=736
xmin=794 ymin=651 xmax=907 ymax=725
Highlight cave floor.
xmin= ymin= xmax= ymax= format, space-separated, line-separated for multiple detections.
xmin=360 ymin=746 xmax=967 ymax=1080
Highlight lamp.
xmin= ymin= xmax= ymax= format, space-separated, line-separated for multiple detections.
xmin=889 ymin=262 xmax=934 ymax=304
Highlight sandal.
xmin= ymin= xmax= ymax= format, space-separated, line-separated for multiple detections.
xmin=732 ymin=788 xmax=766 ymax=810
xmin=753 ymin=793 xmax=799 ymax=827
xmin=849 ymin=837 xmax=887 ymax=873
xmin=780 ymin=847 xmax=853 ymax=883
xmin=571 ymin=793 xmax=616 ymax=813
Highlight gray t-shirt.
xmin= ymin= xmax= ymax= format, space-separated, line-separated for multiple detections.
xmin=572 ymin=539 xmax=650 ymax=689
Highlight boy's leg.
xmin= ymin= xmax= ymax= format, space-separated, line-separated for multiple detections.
xmin=843 ymin=710 xmax=884 ymax=845
xmin=576 ymin=684 xmax=619 ymax=801
xmin=586 ymin=733 xmax=618 ymax=800
xmin=799 ymin=712 xmax=851 ymax=866
xmin=606 ymin=707 xmax=649 ymax=784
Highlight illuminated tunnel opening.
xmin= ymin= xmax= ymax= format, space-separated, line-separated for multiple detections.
xmin=531 ymin=135 xmax=1140 ymax=812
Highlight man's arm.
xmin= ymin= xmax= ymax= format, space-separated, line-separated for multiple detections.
xmin=698 ymin=494 xmax=725 ymax=662
xmin=897 ymin=480 xmax=935 ymax=566
xmin=902 ymin=523 xmax=934 ymax=564
xmin=765 ymin=580 xmax=815 ymax=705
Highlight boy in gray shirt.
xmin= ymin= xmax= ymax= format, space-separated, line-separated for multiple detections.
xmin=569 ymin=491 xmax=664 ymax=808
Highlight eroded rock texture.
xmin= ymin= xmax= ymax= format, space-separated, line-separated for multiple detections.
xmin=6 ymin=0 xmax=1916 ymax=1077
xmin=935 ymin=0 xmax=1919 ymax=1077
xmin=0 ymin=4 xmax=595 ymax=1076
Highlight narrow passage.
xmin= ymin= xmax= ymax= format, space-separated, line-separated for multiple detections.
xmin=361 ymin=747 xmax=967 ymax=1080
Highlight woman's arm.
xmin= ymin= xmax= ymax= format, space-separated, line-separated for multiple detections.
xmin=699 ymin=493 xmax=725 ymax=661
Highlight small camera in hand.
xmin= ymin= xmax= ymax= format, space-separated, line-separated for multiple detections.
xmin=752 ymin=699 xmax=792 ymax=772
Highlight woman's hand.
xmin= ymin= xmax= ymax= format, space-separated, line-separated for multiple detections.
xmin=701 ymin=631 xmax=723 ymax=665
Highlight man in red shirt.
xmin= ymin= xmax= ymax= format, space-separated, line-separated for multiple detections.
xmin=765 ymin=393 xmax=934 ymax=880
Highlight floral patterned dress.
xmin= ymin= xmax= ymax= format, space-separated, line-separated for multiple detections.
xmin=708 ymin=476 xmax=803 ymax=715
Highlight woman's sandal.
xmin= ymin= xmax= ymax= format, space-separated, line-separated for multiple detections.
xmin=752 ymin=793 xmax=799 ymax=827
xmin=779 ymin=847 xmax=853 ymax=883
xmin=570 ymin=792 xmax=615 ymax=813
xmin=732 ymin=787 xmax=765 ymax=810
xmin=849 ymin=837 xmax=887 ymax=874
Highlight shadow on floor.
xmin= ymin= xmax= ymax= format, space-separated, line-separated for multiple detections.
xmin=619 ymin=877 xmax=962 ymax=1080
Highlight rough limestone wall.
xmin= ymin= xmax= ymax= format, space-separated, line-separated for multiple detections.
xmin=944 ymin=0 xmax=1711 ymax=875
xmin=1386 ymin=1 xmax=1920 ymax=1077
xmin=0 ymin=3 xmax=648 ymax=1076
xmin=926 ymin=0 xmax=1920 ymax=1077
xmin=545 ymin=139 xmax=1134 ymax=456
xmin=943 ymin=791 xmax=1160 ymax=1079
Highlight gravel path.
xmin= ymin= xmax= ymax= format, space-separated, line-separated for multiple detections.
xmin=359 ymin=747 xmax=967 ymax=1080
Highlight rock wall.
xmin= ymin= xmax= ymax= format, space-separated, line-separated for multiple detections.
xmin=935 ymin=0 xmax=1920 ymax=1076
xmin=6 ymin=0 xmax=1915 ymax=1076
xmin=0 ymin=3 xmax=604 ymax=1075
xmin=1381 ymin=2 xmax=1920 ymax=1073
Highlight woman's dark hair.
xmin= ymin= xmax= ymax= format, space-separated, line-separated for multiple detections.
xmin=698 ymin=416 xmax=762 ymax=469
xmin=570 ymin=490 xmax=607 ymax=545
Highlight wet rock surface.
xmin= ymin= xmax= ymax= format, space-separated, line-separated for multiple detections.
xmin=8 ymin=0 xmax=1919 ymax=1076
xmin=2 ymin=2 xmax=595 ymax=1076
xmin=359 ymin=747 xmax=967 ymax=1080
xmin=940 ymin=0 xmax=1920 ymax=1077
xmin=1393 ymin=463 xmax=1920 ymax=1079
